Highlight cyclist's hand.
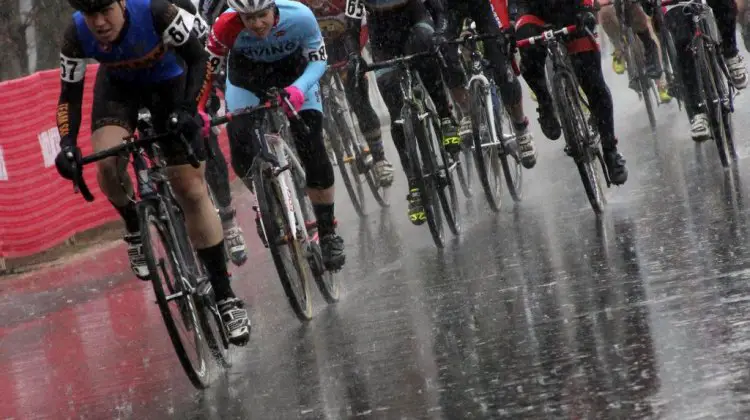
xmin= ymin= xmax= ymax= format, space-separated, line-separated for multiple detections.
xmin=169 ymin=107 xmax=203 ymax=138
xmin=280 ymin=86 xmax=304 ymax=117
xmin=55 ymin=138 xmax=82 ymax=181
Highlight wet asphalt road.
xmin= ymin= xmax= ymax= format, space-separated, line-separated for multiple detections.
xmin=5 ymin=58 xmax=750 ymax=419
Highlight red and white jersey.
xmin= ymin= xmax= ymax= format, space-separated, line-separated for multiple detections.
xmin=488 ymin=0 xmax=512 ymax=30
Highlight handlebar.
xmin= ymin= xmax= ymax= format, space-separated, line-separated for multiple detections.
xmin=515 ymin=24 xmax=579 ymax=48
xmin=209 ymin=87 xmax=309 ymax=136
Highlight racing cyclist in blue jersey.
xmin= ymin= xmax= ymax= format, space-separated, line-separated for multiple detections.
xmin=201 ymin=0 xmax=346 ymax=270
xmin=343 ymin=0 xmax=464 ymax=225
xmin=54 ymin=0 xmax=250 ymax=344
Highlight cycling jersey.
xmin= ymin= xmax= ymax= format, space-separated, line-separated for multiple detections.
xmin=203 ymin=0 xmax=326 ymax=112
xmin=57 ymin=0 xmax=208 ymax=143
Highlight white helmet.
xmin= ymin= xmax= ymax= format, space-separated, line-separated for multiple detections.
xmin=227 ymin=0 xmax=275 ymax=13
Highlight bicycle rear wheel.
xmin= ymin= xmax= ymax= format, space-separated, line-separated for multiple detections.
xmin=697 ymin=44 xmax=733 ymax=167
xmin=554 ymin=73 xmax=606 ymax=214
xmin=138 ymin=200 xmax=209 ymax=389
xmin=495 ymin=93 xmax=523 ymax=202
xmin=628 ymin=29 xmax=657 ymax=132
xmin=402 ymin=104 xmax=445 ymax=248
xmin=326 ymin=119 xmax=367 ymax=217
xmin=469 ymin=79 xmax=503 ymax=212
xmin=254 ymin=170 xmax=314 ymax=321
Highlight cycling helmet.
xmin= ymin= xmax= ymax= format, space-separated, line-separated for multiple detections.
xmin=226 ymin=0 xmax=274 ymax=13
xmin=68 ymin=0 xmax=118 ymax=13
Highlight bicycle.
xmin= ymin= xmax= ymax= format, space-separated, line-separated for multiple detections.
xmin=649 ymin=0 xmax=684 ymax=110
xmin=136 ymin=108 xmax=236 ymax=265
xmin=448 ymin=29 xmax=524 ymax=212
xmin=613 ymin=0 xmax=660 ymax=131
xmin=320 ymin=65 xmax=389 ymax=217
xmin=517 ymin=24 xmax=612 ymax=214
xmin=209 ymin=89 xmax=339 ymax=321
xmin=68 ymin=116 xmax=231 ymax=389
xmin=358 ymin=50 xmax=463 ymax=248
xmin=661 ymin=0 xmax=736 ymax=167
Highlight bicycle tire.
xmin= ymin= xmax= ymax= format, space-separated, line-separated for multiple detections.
xmin=468 ymin=79 xmax=503 ymax=212
xmin=254 ymin=169 xmax=314 ymax=321
xmin=495 ymin=94 xmax=523 ymax=202
xmin=628 ymin=29 xmax=657 ymax=132
xmin=714 ymin=54 xmax=737 ymax=161
xmin=553 ymin=71 xmax=606 ymax=214
xmin=138 ymin=200 xmax=209 ymax=389
xmin=197 ymin=285 xmax=232 ymax=368
xmin=697 ymin=43 xmax=732 ymax=167
xmin=332 ymin=106 xmax=389 ymax=209
xmin=325 ymin=118 xmax=366 ymax=216
xmin=426 ymin=113 xmax=462 ymax=236
xmin=659 ymin=21 xmax=684 ymax=110
xmin=402 ymin=104 xmax=445 ymax=248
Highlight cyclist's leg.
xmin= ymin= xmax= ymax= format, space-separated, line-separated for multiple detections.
xmin=515 ymin=14 xmax=562 ymax=140
xmin=404 ymin=18 xmax=462 ymax=150
xmin=627 ymin=2 xmax=663 ymax=79
xmin=708 ymin=0 xmax=748 ymax=88
xmin=90 ymin=69 xmax=147 ymax=279
xmin=665 ymin=5 xmax=709 ymax=140
xmin=440 ymin=6 xmax=473 ymax=153
xmin=290 ymin=87 xmax=345 ymax=270
xmin=369 ymin=11 xmax=425 ymax=224
xmin=567 ymin=36 xmax=628 ymax=185
xmin=472 ymin=3 xmax=537 ymax=168
xmin=155 ymin=77 xmax=249 ymax=345
xmin=598 ymin=3 xmax=627 ymax=74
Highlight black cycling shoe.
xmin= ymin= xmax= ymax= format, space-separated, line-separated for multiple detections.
xmin=320 ymin=233 xmax=345 ymax=271
xmin=604 ymin=148 xmax=628 ymax=186
xmin=537 ymin=99 xmax=561 ymax=140
xmin=407 ymin=188 xmax=426 ymax=225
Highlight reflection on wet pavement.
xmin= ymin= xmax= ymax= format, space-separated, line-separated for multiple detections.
xmin=6 ymin=63 xmax=750 ymax=419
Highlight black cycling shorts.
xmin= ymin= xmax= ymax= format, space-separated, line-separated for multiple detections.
xmin=90 ymin=68 xmax=206 ymax=166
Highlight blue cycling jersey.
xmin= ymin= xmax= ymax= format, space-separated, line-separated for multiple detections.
xmin=74 ymin=0 xmax=183 ymax=82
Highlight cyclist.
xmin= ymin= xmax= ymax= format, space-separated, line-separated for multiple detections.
xmin=296 ymin=0 xmax=396 ymax=187
xmin=597 ymin=1 xmax=672 ymax=103
xmin=507 ymin=0 xmax=629 ymax=185
xmin=54 ymin=0 xmax=250 ymax=344
xmin=201 ymin=0 xmax=346 ymax=270
xmin=173 ymin=0 xmax=249 ymax=266
xmin=344 ymin=0 xmax=463 ymax=225
xmin=644 ymin=0 xmax=748 ymax=141
xmin=432 ymin=0 xmax=538 ymax=169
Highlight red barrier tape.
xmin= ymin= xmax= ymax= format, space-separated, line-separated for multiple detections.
xmin=0 ymin=65 xmax=235 ymax=259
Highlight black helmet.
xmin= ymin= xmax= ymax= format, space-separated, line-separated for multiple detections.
xmin=68 ymin=0 xmax=118 ymax=14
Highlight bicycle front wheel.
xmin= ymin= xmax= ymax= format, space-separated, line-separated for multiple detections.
xmin=138 ymin=200 xmax=209 ymax=389
xmin=469 ymin=79 xmax=503 ymax=212
xmin=254 ymin=170 xmax=314 ymax=321
xmin=426 ymin=114 xmax=462 ymax=236
xmin=402 ymin=104 xmax=445 ymax=248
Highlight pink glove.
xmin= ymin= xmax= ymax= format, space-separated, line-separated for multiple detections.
xmin=198 ymin=110 xmax=211 ymax=138
xmin=281 ymin=86 xmax=305 ymax=117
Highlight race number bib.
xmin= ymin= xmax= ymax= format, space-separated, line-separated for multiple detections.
xmin=305 ymin=43 xmax=328 ymax=62
xmin=163 ymin=7 xmax=195 ymax=46
xmin=59 ymin=55 xmax=86 ymax=83
xmin=207 ymin=50 xmax=225 ymax=73
xmin=345 ymin=0 xmax=364 ymax=19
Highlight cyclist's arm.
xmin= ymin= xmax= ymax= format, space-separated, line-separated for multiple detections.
xmin=488 ymin=0 xmax=513 ymax=29
xmin=198 ymin=12 xmax=241 ymax=110
xmin=152 ymin=0 xmax=209 ymax=109
xmin=424 ymin=0 xmax=449 ymax=34
xmin=343 ymin=0 xmax=364 ymax=55
xmin=57 ymin=21 xmax=87 ymax=146
xmin=293 ymin=6 xmax=328 ymax=93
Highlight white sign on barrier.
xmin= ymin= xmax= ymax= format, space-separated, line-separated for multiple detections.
xmin=0 ymin=146 xmax=7 ymax=181
xmin=38 ymin=127 xmax=61 ymax=168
